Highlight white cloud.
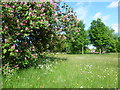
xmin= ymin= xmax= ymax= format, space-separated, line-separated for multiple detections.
xmin=76 ymin=2 xmax=84 ymax=5
xmin=107 ymin=1 xmax=120 ymax=8
xmin=93 ymin=12 xmax=110 ymax=21
xmin=93 ymin=12 xmax=102 ymax=19
xmin=102 ymin=15 xmax=110 ymax=21
xmin=75 ymin=6 xmax=88 ymax=20
xmin=111 ymin=24 xmax=119 ymax=33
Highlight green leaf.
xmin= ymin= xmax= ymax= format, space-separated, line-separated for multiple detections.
xmin=3 ymin=49 xmax=7 ymax=54
xmin=10 ymin=52 xmax=14 ymax=56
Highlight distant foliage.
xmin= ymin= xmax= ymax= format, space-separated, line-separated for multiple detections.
xmin=88 ymin=18 xmax=116 ymax=54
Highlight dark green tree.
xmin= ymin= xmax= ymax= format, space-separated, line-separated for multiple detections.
xmin=76 ymin=20 xmax=90 ymax=54
xmin=88 ymin=18 xmax=114 ymax=54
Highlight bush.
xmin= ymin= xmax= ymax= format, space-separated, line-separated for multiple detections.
xmin=1 ymin=1 xmax=78 ymax=75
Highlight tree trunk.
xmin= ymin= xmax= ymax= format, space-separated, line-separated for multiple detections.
xmin=99 ymin=48 xmax=101 ymax=54
xmin=82 ymin=46 xmax=84 ymax=54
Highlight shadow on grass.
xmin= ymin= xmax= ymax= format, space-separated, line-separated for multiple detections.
xmin=17 ymin=55 xmax=67 ymax=72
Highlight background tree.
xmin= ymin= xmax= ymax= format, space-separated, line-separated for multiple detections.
xmin=76 ymin=20 xmax=90 ymax=54
xmin=88 ymin=18 xmax=114 ymax=54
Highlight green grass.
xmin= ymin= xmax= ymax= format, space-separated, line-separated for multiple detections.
xmin=2 ymin=53 xmax=118 ymax=88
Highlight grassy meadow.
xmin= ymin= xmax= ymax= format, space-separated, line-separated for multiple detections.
xmin=2 ymin=53 xmax=118 ymax=88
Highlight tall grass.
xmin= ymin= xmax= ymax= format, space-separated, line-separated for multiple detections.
xmin=2 ymin=53 xmax=118 ymax=88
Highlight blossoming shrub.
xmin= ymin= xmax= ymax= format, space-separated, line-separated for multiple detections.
xmin=1 ymin=1 xmax=79 ymax=75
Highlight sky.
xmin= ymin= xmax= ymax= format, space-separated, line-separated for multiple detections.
xmin=60 ymin=1 xmax=119 ymax=49
xmin=60 ymin=1 xmax=119 ymax=33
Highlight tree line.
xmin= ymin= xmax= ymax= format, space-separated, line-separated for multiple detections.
xmin=52 ymin=18 xmax=120 ymax=54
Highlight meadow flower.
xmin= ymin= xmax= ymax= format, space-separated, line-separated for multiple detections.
xmin=80 ymin=86 xmax=83 ymax=88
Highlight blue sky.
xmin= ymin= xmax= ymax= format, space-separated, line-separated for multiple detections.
xmin=60 ymin=1 xmax=119 ymax=33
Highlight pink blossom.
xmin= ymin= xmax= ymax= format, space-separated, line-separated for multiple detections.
xmin=4 ymin=26 xmax=8 ymax=30
xmin=20 ymin=2 xmax=24 ymax=5
xmin=29 ymin=8 xmax=32 ymax=10
xmin=15 ymin=50 xmax=18 ymax=52
xmin=37 ymin=4 xmax=42 ymax=7
xmin=54 ymin=18 xmax=58 ymax=21
xmin=50 ymin=0 xmax=53 ymax=3
xmin=41 ymin=8 xmax=45 ymax=12
xmin=25 ymin=27 xmax=29 ymax=30
xmin=17 ymin=33 xmax=21 ymax=35
xmin=22 ymin=42 xmax=27 ymax=45
xmin=14 ymin=64 xmax=18 ymax=68
xmin=10 ymin=10 xmax=13 ymax=13
xmin=66 ymin=19 xmax=69 ymax=22
xmin=77 ymin=19 xmax=80 ymax=21
xmin=9 ymin=15 xmax=14 ymax=18
xmin=12 ymin=6 xmax=15 ymax=8
xmin=5 ymin=39 xmax=8 ymax=43
xmin=32 ymin=49 xmax=35 ymax=51
xmin=62 ymin=36 xmax=66 ymax=39
xmin=31 ymin=2 xmax=35 ymax=4
xmin=4 ymin=3 xmax=8 ymax=8
xmin=58 ymin=11 xmax=62 ymax=14
xmin=29 ymin=12 xmax=32 ymax=16
xmin=76 ymin=30 xmax=78 ymax=32
xmin=5 ymin=64 xmax=8 ymax=66
xmin=43 ymin=13 xmax=45 ymax=16
xmin=11 ymin=45 xmax=15 ymax=49
xmin=20 ymin=23 xmax=24 ymax=25
xmin=31 ymin=30 xmax=33 ymax=32
xmin=16 ymin=20 xmax=19 ymax=23
xmin=17 ymin=27 xmax=20 ymax=29
xmin=58 ymin=29 xmax=62 ymax=32
xmin=50 ymin=3 xmax=56 ymax=9
xmin=41 ymin=20 xmax=43 ymax=22
xmin=48 ymin=24 xmax=50 ymax=26
xmin=40 ymin=0 xmax=44 ymax=3
xmin=77 ymin=33 xmax=80 ymax=35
